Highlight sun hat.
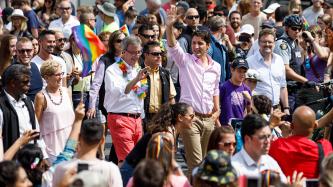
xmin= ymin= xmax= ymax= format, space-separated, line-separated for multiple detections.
xmin=8 ymin=9 xmax=28 ymax=22
xmin=195 ymin=150 xmax=238 ymax=185
xmin=97 ymin=2 xmax=116 ymax=18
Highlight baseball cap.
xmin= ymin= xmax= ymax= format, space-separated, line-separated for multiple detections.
xmin=239 ymin=24 xmax=255 ymax=36
xmin=263 ymin=3 xmax=280 ymax=14
xmin=232 ymin=58 xmax=249 ymax=69
xmin=246 ymin=69 xmax=261 ymax=81
xmin=261 ymin=20 xmax=276 ymax=29
xmin=71 ymin=170 xmax=108 ymax=187
xmin=176 ymin=1 xmax=190 ymax=12
xmin=195 ymin=150 xmax=238 ymax=185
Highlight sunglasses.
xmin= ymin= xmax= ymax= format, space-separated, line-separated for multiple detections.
xmin=141 ymin=34 xmax=155 ymax=39
xmin=183 ymin=113 xmax=195 ymax=119
xmin=116 ymin=39 xmax=123 ymax=43
xmin=18 ymin=49 xmax=33 ymax=54
xmin=51 ymin=72 xmax=65 ymax=77
xmin=60 ymin=7 xmax=71 ymax=10
xmin=214 ymin=13 xmax=224 ymax=17
xmin=187 ymin=15 xmax=200 ymax=20
xmin=57 ymin=38 xmax=67 ymax=42
xmin=219 ymin=142 xmax=237 ymax=147
xmin=149 ymin=52 xmax=164 ymax=57
xmin=290 ymin=27 xmax=302 ymax=32
xmin=205 ymin=1 xmax=213 ymax=5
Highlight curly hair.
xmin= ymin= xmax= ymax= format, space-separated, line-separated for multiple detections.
xmin=147 ymin=102 xmax=191 ymax=134
xmin=252 ymin=95 xmax=273 ymax=115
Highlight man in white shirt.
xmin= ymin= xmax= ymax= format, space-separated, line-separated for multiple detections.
xmin=241 ymin=0 xmax=266 ymax=40
xmin=53 ymin=120 xmax=123 ymax=187
xmin=104 ymin=36 xmax=148 ymax=166
xmin=0 ymin=64 xmax=47 ymax=157
xmin=48 ymin=0 xmax=80 ymax=39
xmin=247 ymin=29 xmax=289 ymax=113
xmin=231 ymin=114 xmax=287 ymax=182
xmin=31 ymin=30 xmax=67 ymax=87
xmin=302 ymin=0 xmax=324 ymax=26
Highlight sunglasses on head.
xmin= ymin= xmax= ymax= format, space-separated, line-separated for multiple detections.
xmin=187 ymin=15 xmax=200 ymax=20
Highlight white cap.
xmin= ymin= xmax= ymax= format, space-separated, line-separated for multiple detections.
xmin=263 ymin=3 xmax=280 ymax=14
xmin=239 ymin=24 xmax=255 ymax=35
xmin=245 ymin=69 xmax=261 ymax=81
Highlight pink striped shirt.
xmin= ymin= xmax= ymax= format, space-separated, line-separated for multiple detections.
xmin=167 ymin=42 xmax=221 ymax=114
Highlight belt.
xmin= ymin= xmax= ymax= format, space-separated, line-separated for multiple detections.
xmin=109 ymin=112 xmax=141 ymax=119
xmin=195 ymin=112 xmax=212 ymax=118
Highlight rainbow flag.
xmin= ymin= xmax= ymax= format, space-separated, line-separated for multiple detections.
xmin=302 ymin=16 xmax=309 ymax=31
xmin=120 ymin=24 xmax=130 ymax=36
xmin=72 ymin=24 xmax=106 ymax=77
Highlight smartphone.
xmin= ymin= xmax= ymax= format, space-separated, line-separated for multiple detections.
xmin=230 ymin=118 xmax=243 ymax=130
xmin=281 ymin=115 xmax=292 ymax=122
xmin=247 ymin=177 xmax=261 ymax=187
xmin=31 ymin=131 xmax=40 ymax=139
xmin=306 ymin=179 xmax=319 ymax=187
xmin=77 ymin=163 xmax=89 ymax=173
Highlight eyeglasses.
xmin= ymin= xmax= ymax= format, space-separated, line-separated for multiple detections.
xmin=186 ymin=15 xmax=200 ymax=20
xmin=60 ymin=7 xmax=71 ymax=10
xmin=253 ymin=134 xmax=272 ymax=141
xmin=141 ymin=34 xmax=156 ymax=39
xmin=57 ymin=38 xmax=67 ymax=43
xmin=126 ymin=50 xmax=142 ymax=56
xmin=18 ymin=49 xmax=33 ymax=54
xmin=205 ymin=1 xmax=213 ymax=5
xmin=214 ymin=13 xmax=224 ymax=17
xmin=51 ymin=72 xmax=65 ymax=77
xmin=183 ymin=113 xmax=195 ymax=119
xmin=116 ymin=39 xmax=123 ymax=43
xmin=148 ymin=52 xmax=164 ymax=57
xmin=290 ymin=27 xmax=302 ymax=32
xmin=219 ymin=142 xmax=237 ymax=147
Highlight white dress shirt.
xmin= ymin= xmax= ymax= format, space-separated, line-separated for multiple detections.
xmin=246 ymin=51 xmax=286 ymax=105
xmin=0 ymin=91 xmax=48 ymax=158
xmin=48 ymin=15 xmax=80 ymax=39
xmin=232 ymin=148 xmax=287 ymax=182
xmin=103 ymin=61 xmax=144 ymax=114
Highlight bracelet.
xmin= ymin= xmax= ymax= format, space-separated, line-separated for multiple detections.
xmin=283 ymin=107 xmax=290 ymax=110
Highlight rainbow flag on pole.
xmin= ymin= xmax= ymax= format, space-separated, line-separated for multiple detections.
xmin=120 ymin=24 xmax=130 ymax=36
xmin=72 ymin=24 xmax=106 ymax=77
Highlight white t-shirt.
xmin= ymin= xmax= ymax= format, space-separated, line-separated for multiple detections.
xmin=53 ymin=158 xmax=123 ymax=187
xmin=302 ymin=6 xmax=324 ymax=26
xmin=31 ymin=55 xmax=67 ymax=75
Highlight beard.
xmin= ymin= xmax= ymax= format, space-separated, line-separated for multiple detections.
xmin=231 ymin=22 xmax=240 ymax=30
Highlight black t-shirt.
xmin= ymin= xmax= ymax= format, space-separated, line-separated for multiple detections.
xmin=125 ymin=133 xmax=152 ymax=167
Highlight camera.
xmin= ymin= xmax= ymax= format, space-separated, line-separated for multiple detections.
xmin=302 ymin=32 xmax=308 ymax=39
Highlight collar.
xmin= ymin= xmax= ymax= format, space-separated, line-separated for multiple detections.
xmin=4 ymin=90 xmax=26 ymax=103
xmin=193 ymin=54 xmax=213 ymax=66
xmin=240 ymin=148 xmax=261 ymax=167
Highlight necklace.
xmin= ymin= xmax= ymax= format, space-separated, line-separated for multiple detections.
xmin=45 ymin=88 xmax=63 ymax=105
xmin=117 ymin=60 xmax=149 ymax=99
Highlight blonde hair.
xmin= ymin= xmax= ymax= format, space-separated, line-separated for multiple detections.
xmin=11 ymin=16 xmax=28 ymax=32
xmin=40 ymin=60 xmax=61 ymax=78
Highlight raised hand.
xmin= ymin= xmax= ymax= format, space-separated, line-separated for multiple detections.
xmin=136 ymin=67 xmax=150 ymax=81
xmin=166 ymin=5 xmax=178 ymax=27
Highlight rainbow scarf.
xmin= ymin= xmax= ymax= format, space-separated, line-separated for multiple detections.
xmin=72 ymin=24 xmax=106 ymax=77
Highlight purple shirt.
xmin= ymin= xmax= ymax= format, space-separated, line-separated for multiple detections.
xmin=305 ymin=55 xmax=326 ymax=83
xmin=219 ymin=80 xmax=251 ymax=125
xmin=167 ymin=42 xmax=221 ymax=114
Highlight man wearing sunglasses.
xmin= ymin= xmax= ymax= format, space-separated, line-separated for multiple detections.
xmin=142 ymin=41 xmax=176 ymax=124
xmin=13 ymin=37 xmax=43 ymax=102
xmin=274 ymin=14 xmax=316 ymax=113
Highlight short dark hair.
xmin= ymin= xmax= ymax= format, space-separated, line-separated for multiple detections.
xmin=143 ymin=41 xmax=160 ymax=54
xmin=252 ymin=95 xmax=272 ymax=115
xmin=259 ymin=29 xmax=276 ymax=41
xmin=138 ymin=24 xmax=154 ymax=35
xmin=0 ymin=161 xmax=21 ymax=187
xmin=2 ymin=64 xmax=30 ymax=87
xmin=39 ymin=30 xmax=56 ymax=40
xmin=214 ymin=5 xmax=229 ymax=16
xmin=132 ymin=159 xmax=165 ymax=187
xmin=275 ymin=6 xmax=289 ymax=23
xmin=79 ymin=119 xmax=104 ymax=146
xmin=229 ymin=10 xmax=241 ymax=21
xmin=241 ymin=114 xmax=269 ymax=143
xmin=192 ymin=30 xmax=211 ymax=45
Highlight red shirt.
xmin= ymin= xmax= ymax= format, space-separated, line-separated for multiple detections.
xmin=269 ymin=136 xmax=332 ymax=179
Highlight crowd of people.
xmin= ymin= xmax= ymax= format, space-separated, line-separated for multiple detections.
xmin=1 ymin=0 xmax=333 ymax=186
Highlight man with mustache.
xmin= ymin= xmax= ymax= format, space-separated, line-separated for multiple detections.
xmin=247 ymin=29 xmax=288 ymax=113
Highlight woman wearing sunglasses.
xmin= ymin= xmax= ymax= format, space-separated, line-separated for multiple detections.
xmin=120 ymin=102 xmax=194 ymax=186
